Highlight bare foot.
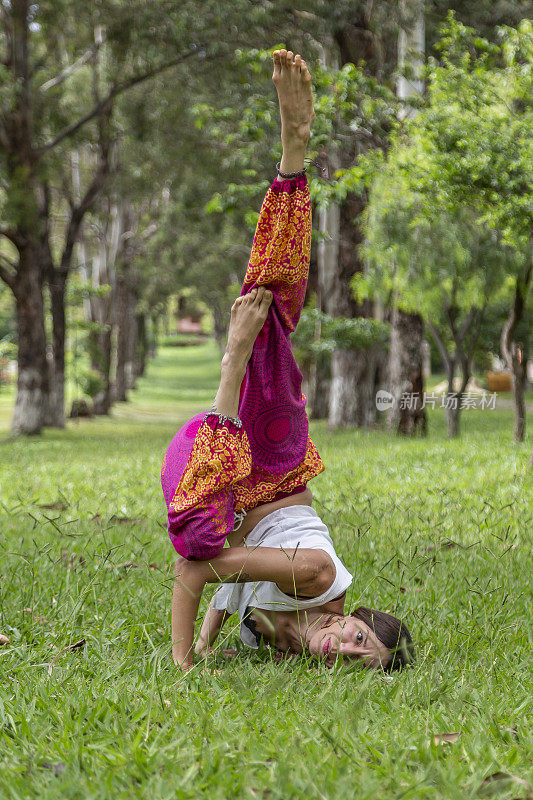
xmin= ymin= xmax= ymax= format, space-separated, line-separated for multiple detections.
xmin=272 ymin=49 xmax=315 ymax=151
xmin=223 ymin=287 xmax=273 ymax=376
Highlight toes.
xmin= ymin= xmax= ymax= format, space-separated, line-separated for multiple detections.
xmin=279 ymin=48 xmax=287 ymax=68
xmin=272 ymin=50 xmax=282 ymax=79
xmin=253 ymin=286 xmax=265 ymax=305
xmin=286 ymin=51 xmax=294 ymax=65
xmin=259 ymin=290 xmax=273 ymax=312
xmin=294 ymin=54 xmax=302 ymax=71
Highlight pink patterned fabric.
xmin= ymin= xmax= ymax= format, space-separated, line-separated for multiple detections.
xmin=161 ymin=413 xmax=247 ymax=560
xmin=161 ymin=175 xmax=324 ymax=560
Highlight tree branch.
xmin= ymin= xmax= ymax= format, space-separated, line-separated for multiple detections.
xmin=457 ymin=305 xmax=478 ymax=345
xmin=501 ymin=263 xmax=533 ymax=369
xmin=426 ymin=318 xmax=451 ymax=373
xmin=59 ymin=155 xmax=109 ymax=278
xmin=465 ymin=307 xmax=485 ymax=362
xmin=40 ymin=42 xmax=101 ymax=92
xmin=36 ymin=49 xmax=201 ymax=156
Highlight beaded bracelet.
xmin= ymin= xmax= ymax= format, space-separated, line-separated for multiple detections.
xmin=232 ymin=509 xmax=247 ymax=531
xmin=276 ymin=158 xmax=327 ymax=180
xmin=275 ymin=161 xmax=307 ymax=179
xmin=207 ymin=407 xmax=243 ymax=428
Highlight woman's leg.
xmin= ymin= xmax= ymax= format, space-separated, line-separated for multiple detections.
xmin=161 ymin=289 xmax=272 ymax=561
xmin=163 ymin=52 xmax=319 ymax=559
xmin=213 ymin=288 xmax=273 ymax=417
xmin=234 ymin=50 xmax=324 ymax=503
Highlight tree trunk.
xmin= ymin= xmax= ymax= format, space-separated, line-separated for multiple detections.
xmin=501 ymin=267 xmax=532 ymax=443
xmin=12 ymin=246 xmax=49 ymax=435
xmin=329 ymin=345 xmax=386 ymax=428
xmin=45 ymin=274 xmax=67 ymax=427
xmin=134 ymin=313 xmax=147 ymax=378
xmin=212 ymin=305 xmax=227 ymax=354
xmin=149 ymin=314 xmax=159 ymax=357
xmin=313 ymin=177 xmax=339 ymax=420
xmin=318 ymin=127 xmax=371 ymax=429
xmin=388 ymin=308 xmax=427 ymax=435
xmin=511 ymin=363 xmax=527 ymax=442
xmin=444 ymin=357 xmax=470 ymax=439
xmin=397 ymin=0 xmax=425 ymax=118
xmin=326 ymin=195 xmax=377 ymax=428
xmin=386 ymin=0 xmax=427 ymax=436
xmin=428 ymin=320 xmax=463 ymax=439
xmin=126 ymin=299 xmax=138 ymax=390
xmin=115 ymin=270 xmax=129 ymax=402
xmin=90 ymin=327 xmax=113 ymax=414
xmin=116 ymin=270 xmax=137 ymax=398
xmin=446 ymin=403 xmax=461 ymax=439
xmin=309 ymin=358 xmax=330 ymax=420
xmin=329 ymin=350 xmax=360 ymax=427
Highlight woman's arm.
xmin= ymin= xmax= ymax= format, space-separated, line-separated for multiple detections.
xmin=172 ymin=556 xmax=208 ymax=670
xmin=195 ymin=596 xmax=230 ymax=656
xmin=171 ymin=545 xmax=335 ymax=671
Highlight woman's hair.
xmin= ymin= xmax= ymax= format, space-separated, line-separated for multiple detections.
xmin=351 ymin=606 xmax=415 ymax=672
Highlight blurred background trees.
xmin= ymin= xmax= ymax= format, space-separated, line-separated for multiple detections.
xmin=1 ymin=0 xmax=531 ymax=446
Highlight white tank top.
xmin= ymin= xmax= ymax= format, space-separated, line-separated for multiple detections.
xmin=211 ymin=505 xmax=353 ymax=649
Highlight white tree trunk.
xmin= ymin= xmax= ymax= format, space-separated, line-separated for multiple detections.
xmin=12 ymin=368 xmax=44 ymax=435
xmin=397 ymin=0 xmax=425 ymax=118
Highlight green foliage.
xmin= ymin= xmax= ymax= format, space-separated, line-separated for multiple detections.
xmin=420 ymin=15 xmax=533 ymax=250
xmin=0 ymin=285 xmax=16 ymax=343
xmin=363 ymin=15 xmax=531 ymax=364
xmin=293 ymin=307 xmax=390 ymax=367
xmin=0 ymin=338 xmax=17 ymax=360
xmin=77 ymin=367 xmax=104 ymax=400
xmin=0 ymin=343 xmax=532 ymax=797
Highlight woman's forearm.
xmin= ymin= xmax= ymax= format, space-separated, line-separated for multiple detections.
xmin=172 ymin=558 xmax=208 ymax=670
xmin=202 ymin=545 xmax=334 ymax=597
xmin=195 ymin=596 xmax=229 ymax=655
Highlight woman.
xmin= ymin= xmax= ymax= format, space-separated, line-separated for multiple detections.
xmin=161 ymin=49 xmax=414 ymax=673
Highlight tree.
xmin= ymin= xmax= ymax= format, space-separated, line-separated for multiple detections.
xmin=420 ymin=17 xmax=532 ymax=441
xmin=0 ymin=0 xmax=263 ymax=433
xmin=292 ymin=307 xmax=390 ymax=426
xmin=388 ymin=0 xmax=427 ymax=436
xmin=365 ymin=16 xmax=532 ymax=439
xmin=363 ymin=144 xmax=516 ymax=437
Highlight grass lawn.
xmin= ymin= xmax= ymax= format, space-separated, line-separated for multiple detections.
xmin=1 ymin=342 xmax=532 ymax=799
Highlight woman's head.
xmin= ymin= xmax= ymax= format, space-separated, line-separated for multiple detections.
xmin=307 ymin=606 xmax=414 ymax=671
xmin=350 ymin=606 xmax=415 ymax=671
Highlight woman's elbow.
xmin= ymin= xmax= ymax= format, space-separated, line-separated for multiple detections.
xmin=303 ymin=552 xmax=336 ymax=597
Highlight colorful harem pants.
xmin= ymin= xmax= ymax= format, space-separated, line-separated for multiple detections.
xmin=161 ymin=175 xmax=324 ymax=560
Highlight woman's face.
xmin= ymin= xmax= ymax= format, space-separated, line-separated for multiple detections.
xmin=307 ymin=615 xmax=391 ymax=669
